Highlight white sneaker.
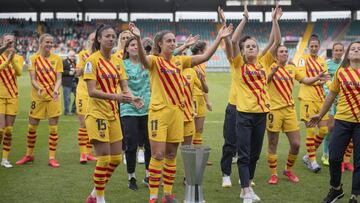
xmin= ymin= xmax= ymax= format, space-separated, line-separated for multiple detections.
xmin=242 ymin=192 xmax=253 ymax=203
xmin=1 ymin=159 xmax=13 ymax=168
xmin=232 ymin=156 xmax=238 ymax=164
xmin=222 ymin=175 xmax=232 ymax=188
xmin=302 ymin=154 xmax=310 ymax=167
xmin=240 ymin=188 xmax=260 ymax=202
xmin=137 ymin=149 xmax=145 ymax=164
xmin=309 ymin=160 xmax=321 ymax=173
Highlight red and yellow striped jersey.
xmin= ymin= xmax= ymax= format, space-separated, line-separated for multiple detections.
xmin=114 ymin=49 xmax=124 ymax=60
xmin=193 ymin=63 xmax=206 ymax=96
xmin=182 ymin=68 xmax=201 ymax=121
xmin=29 ymin=53 xmax=63 ymax=101
xmin=330 ymin=66 xmax=360 ymax=123
xmin=0 ymin=53 xmax=23 ymax=98
xmin=83 ymin=51 xmax=128 ymax=120
xmin=232 ymin=52 xmax=275 ymax=113
xmin=268 ymin=63 xmax=305 ymax=110
xmin=148 ymin=55 xmax=192 ymax=111
xmin=76 ymin=49 xmax=91 ymax=98
xmin=298 ymin=54 xmax=328 ymax=102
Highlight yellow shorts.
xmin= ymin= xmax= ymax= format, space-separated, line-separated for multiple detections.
xmin=148 ymin=106 xmax=184 ymax=143
xmin=76 ymin=96 xmax=89 ymax=116
xmin=267 ymin=106 xmax=300 ymax=133
xmin=300 ymin=100 xmax=329 ymax=122
xmin=0 ymin=98 xmax=18 ymax=115
xmin=29 ymin=98 xmax=62 ymax=119
xmin=85 ymin=115 xmax=123 ymax=143
xmin=194 ymin=95 xmax=206 ymax=118
xmin=184 ymin=120 xmax=195 ymax=137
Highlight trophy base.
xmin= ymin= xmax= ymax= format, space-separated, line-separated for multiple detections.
xmin=184 ymin=184 xmax=206 ymax=203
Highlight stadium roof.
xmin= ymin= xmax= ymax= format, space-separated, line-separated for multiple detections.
xmin=1 ymin=0 xmax=359 ymax=13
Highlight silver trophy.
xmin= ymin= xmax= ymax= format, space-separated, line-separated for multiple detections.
xmin=181 ymin=145 xmax=211 ymax=203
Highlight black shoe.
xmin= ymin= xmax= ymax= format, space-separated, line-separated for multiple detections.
xmin=349 ymin=197 xmax=358 ymax=203
xmin=323 ymin=185 xmax=344 ymax=203
xmin=128 ymin=177 xmax=138 ymax=191
xmin=143 ymin=176 xmax=149 ymax=186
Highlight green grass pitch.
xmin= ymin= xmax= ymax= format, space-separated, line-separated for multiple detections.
xmin=0 ymin=72 xmax=353 ymax=203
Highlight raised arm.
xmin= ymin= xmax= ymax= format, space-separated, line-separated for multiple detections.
xmin=261 ymin=23 xmax=274 ymax=56
xmin=129 ymin=23 xmax=152 ymax=69
xmin=268 ymin=5 xmax=282 ymax=56
xmin=231 ymin=3 xmax=249 ymax=57
xmin=218 ymin=6 xmax=233 ymax=59
xmin=174 ymin=34 xmax=200 ymax=56
xmin=191 ymin=24 xmax=233 ymax=67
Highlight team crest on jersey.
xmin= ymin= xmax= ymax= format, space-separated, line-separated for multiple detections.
xmin=116 ymin=65 xmax=121 ymax=70
xmin=175 ymin=61 xmax=181 ymax=66
xmin=186 ymin=75 xmax=191 ymax=80
xmin=84 ymin=62 xmax=92 ymax=73
xmin=288 ymin=70 xmax=293 ymax=74
xmin=50 ymin=61 xmax=56 ymax=65
xmin=298 ymin=58 xmax=305 ymax=67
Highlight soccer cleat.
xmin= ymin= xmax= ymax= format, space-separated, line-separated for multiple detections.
xmin=161 ymin=194 xmax=179 ymax=203
xmin=149 ymin=197 xmax=158 ymax=203
xmin=48 ymin=159 xmax=60 ymax=168
xmin=1 ymin=159 xmax=13 ymax=168
xmin=321 ymin=154 xmax=329 ymax=166
xmin=302 ymin=154 xmax=310 ymax=167
xmin=283 ymin=170 xmax=299 ymax=183
xmin=268 ymin=174 xmax=278 ymax=185
xmin=344 ymin=162 xmax=354 ymax=172
xmin=16 ymin=155 xmax=34 ymax=165
xmin=80 ymin=154 xmax=87 ymax=164
xmin=86 ymin=194 xmax=96 ymax=203
xmin=323 ymin=185 xmax=344 ymax=203
xmin=137 ymin=149 xmax=145 ymax=164
xmin=308 ymin=161 xmax=321 ymax=173
xmin=128 ymin=177 xmax=138 ymax=191
xmin=222 ymin=175 xmax=232 ymax=188
xmin=87 ymin=154 xmax=97 ymax=161
xmin=143 ymin=177 xmax=149 ymax=186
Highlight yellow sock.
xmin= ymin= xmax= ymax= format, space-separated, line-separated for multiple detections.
xmin=192 ymin=132 xmax=202 ymax=145
xmin=163 ymin=158 xmax=177 ymax=195
xmin=286 ymin=153 xmax=297 ymax=171
xmin=48 ymin=125 xmax=58 ymax=159
xmin=314 ymin=126 xmax=328 ymax=151
xmin=93 ymin=155 xmax=110 ymax=197
xmin=26 ymin=124 xmax=38 ymax=156
xmin=149 ymin=157 xmax=163 ymax=198
xmin=2 ymin=126 xmax=13 ymax=159
xmin=106 ymin=154 xmax=122 ymax=183
xmin=343 ymin=140 xmax=353 ymax=163
xmin=306 ymin=127 xmax=316 ymax=161
xmin=267 ymin=153 xmax=277 ymax=175
xmin=78 ymin=128 xmax=87 ymax=154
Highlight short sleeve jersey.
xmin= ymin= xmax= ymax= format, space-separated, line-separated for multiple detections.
xmin=182 ymin=68 xmax=201 ymax=121
xmin=120 ymin=59 xmax=150 ymax=116
xmin=83 ymin=51 xmax=128 ymax=120
xmin=268 ymin=63 xmax=305 ymax=110
xmin=0 ymin=53 xmax=24 ymax=98
xmin=29 ymin=53 xmax=63 ymax=101
xmin=147 ymin=55 xmax=192 ymax=111
xmin=232 ymin=51 xmax=275 ymax=113
xmin=76 ymin=49 xmax=91 ymax=97
xmin=298 ymin=54 xmax=328 ymax=102
xmin=330 ymin=66 xmax=360 ymax=123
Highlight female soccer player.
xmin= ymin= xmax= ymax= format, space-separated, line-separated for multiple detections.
xmin=84 ymin=24 xmax=142 ymax=203
xmin=16 ymin=33 xmax=63 ymax=168
xmin=298 ymin=34 xmax=330 ymax=173
xmin=75 ymin=32 xmax=97 ymax=164
xmin=128 ymin=21 xmax=232 ymax=203
xmin=309 ymin=41 xmax=360 ymax=203
xmin=0 ymin=33 xmax=23 ymax=168
xmin=266 ymin=44 xmax=327 ymax=185
xmin=115 ymin=30 xmax=132 ymax=60
xmin=120 ymin=36 xmax=151 ymax=191
xmin=230 ymin=4 xmax=282 ymax=202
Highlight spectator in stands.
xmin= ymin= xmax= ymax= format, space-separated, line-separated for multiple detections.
xmin=62 ymin=50 xmax=77 ymax=115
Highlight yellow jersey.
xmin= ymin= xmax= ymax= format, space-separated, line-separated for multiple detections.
xmin=114 ymin=49 xmax=124 ymax=60
xmin=76 ymin=49 xmax=91 ymax=97
xmin=0 ymin=53 xmax=23 ymax=98
xmin=148 ymin=55 xmax=192 ymax=111
xmin=232 ymin=52 xmax=275 ymax=113
xmin=330 ymin=66 xmax=360 ymax=123
xmin=268 ymin=63 xmax=305 ymax=110
xmin=298 ymin=54 xmax=328 ymax=102
xmin=193 ymin=63 xmax=206 ymax=96
xmin=29 ymin=53 xmax=63 ymax=101
xmin=182 ymin=68 xmax=201 ymax=121
xmin=83 ymin=51 xmax=127 ymax=120
xmin=227 ymin=57 xmax=237 ymax=105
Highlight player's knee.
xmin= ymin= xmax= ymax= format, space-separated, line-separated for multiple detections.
xmin=152 ymin=151 xmax=165 ymax=160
